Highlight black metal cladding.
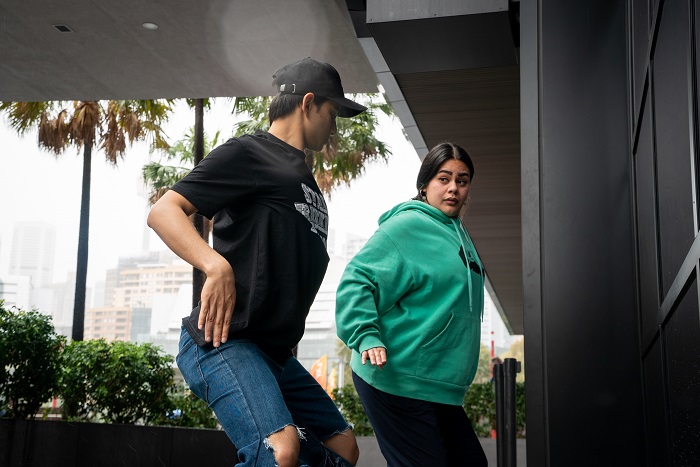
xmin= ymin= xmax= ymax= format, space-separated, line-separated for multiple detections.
xmin=631 ymin=0 xmax=700 ymax=464
xmin=523 ymin=0 xmax=700 ymax=462
xmin=522 ymin=0 xmax=643 ymax=465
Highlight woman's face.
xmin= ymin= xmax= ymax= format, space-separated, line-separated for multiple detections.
xmin=424 ymin=158 xmax=471 ymax=217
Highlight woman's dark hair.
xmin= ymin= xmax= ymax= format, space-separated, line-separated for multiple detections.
xmin=269 ymin=94 xmax=328 ymax=123
xmin=413 ymin=142 xmax=474 ymax=200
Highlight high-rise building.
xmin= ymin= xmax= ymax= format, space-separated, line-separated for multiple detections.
xmin=0 ymin=275 xmax=31 ymax=310
xmin=111 ymin=262 xmax=191 ymax=310
xmin=84 ymin=306 xmax=131 ymax=341
xmin=9 ymin=221 xmax=56 ymax=288
xmin=85 ymin=249 xmax=192 ymax=357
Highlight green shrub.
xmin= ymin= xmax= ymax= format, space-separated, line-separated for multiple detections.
xmin=0 ymin=301 xmax=66 ymax=419
xmin=463 ymin=382 xmax=526 ymax=438
xmin=332 ymin=384 xmax=374 ymax=436
xmin=149 ymin=387 xmax=218 ymax=429
xmin=60 ymin=339 xmax=174 ymax=424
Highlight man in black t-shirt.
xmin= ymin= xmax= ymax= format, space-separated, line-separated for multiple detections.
xmin=147 ymin=57 xmax=366 ymax=467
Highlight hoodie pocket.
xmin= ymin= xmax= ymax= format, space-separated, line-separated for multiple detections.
xmin=415 ymin=312 xmax=472 ymax=386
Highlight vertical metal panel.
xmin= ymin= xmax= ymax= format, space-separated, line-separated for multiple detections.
xmin=635 ymin=103 xmax=662 ymax=344
xmin=652 ymin=0 xmax=694 ymax=297
xmin=537 ymin=0 xmax=644 ymax=464
xmin=696 ymin=4 xmax=700 ymax=179
xmin=643 ymin=337 xmax=671 ymax=466
xmin=689 ymin=0 xmax=700 ymax=234
xmin=664 ymin=275 xmax=700 ymax=465
xmin=632 ymin=0 xmax=650 ymax=124
xmin=520 ymin=0 xmax=548 ymax=464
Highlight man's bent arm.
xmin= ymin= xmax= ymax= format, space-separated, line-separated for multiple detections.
xmin=147 ymin=190 xmax=235 ymax=347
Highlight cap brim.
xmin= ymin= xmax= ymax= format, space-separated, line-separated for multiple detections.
xmin=329 ymin=97 xmax=367 ymax=118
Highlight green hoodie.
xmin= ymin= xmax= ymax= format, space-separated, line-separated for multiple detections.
xmin=335 ymin=200 xmax=484 ymax=406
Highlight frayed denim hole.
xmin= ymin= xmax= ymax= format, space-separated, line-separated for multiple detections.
xmin=263 ymin=437 xmax=276 ymax=452
xmin=321 ymin=425 xmax=353 ymax=443
xmin=264 ymin=424 xmax=303 ymax=467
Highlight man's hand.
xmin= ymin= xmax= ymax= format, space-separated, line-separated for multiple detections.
xmin=147 ymin=190 xmax=237 ymax=349
xmin=361 ymin=347 xmax=387 ymax=369
xmin=198 ymin=259 xmax=236 ymax=348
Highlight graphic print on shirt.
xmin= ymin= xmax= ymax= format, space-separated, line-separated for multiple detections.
xmin=459 ymin=246 xmax=483 ymax=276
xmin=295 ymin=183 xmax=329 ymax=247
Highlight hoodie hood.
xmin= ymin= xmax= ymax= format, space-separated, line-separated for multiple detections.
xmin=378 ymin=199 xmax=453 ymax=226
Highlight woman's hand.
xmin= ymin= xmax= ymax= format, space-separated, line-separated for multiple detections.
xmin=361 ymin=347 xmax=387 ymax=369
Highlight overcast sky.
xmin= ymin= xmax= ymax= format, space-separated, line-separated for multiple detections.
xmin=0 ymin=98 xmax=421 ymax=286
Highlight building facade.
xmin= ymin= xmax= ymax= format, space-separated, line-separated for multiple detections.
xmin=521 ymin=0 xmax=700 ymax=464
xmin=84 ymin=306 xmax=131 ymax=341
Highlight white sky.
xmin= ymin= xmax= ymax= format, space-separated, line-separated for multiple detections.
xmin=0 ymin=98 xmax=421 ymax=286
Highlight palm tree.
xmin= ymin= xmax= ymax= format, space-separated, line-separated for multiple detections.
xmin=0 ymin=100 xmax=172 ymax=341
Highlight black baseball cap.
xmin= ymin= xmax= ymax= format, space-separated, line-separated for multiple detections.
xmin=273 ymin=57 xmax=367 ymax=118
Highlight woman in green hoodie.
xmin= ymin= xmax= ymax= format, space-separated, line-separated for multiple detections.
xmin=336 ymin=142 xmax=487 ymax=466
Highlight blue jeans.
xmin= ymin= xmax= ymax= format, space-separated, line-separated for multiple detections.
xmin=176 ymin=328 xmax=354 ymax=466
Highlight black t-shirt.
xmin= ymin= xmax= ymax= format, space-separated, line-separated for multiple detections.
xmin=171 ymin=131 xmax=330 ymax=359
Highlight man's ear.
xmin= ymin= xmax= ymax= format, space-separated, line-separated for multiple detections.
xmin=301 ymin=93 xmax=315 ymax=112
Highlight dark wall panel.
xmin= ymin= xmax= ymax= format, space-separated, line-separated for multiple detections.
xmin=664 ymin=276 xmax=700 ymax=465
xmin=635 ymin=103 xmax=661 ymax=344
xmin=695 ymin=0 xmax=700 ymax=223
xmin=632 ymin=0 xmax=649 ymax=121
xmin=643 ymin=339 xmax=670 ymax=467
xmin=652 ymin=0 xmax=694 ymax=296
xmin=537 ymin=0 xmax=644 ymax=464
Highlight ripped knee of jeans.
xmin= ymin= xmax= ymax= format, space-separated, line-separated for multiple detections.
xmin=263 ymin=424 xmax=305 ymax=467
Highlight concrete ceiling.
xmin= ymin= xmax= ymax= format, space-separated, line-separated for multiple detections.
xmin=0 ymin=0 xmax=524 ymax=333
xmin=0 ymin=0 xmax=378 ymax=101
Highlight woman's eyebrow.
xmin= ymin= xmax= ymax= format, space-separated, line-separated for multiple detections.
xmin=438 ymin=169 xmax=471 ymax=177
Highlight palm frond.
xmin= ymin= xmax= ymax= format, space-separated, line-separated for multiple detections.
xmin=305 ymin=93 xmax=393 ymax=195
xmin=141 ymin=162 xmax=193 ymax=205
xmin=1 ymin=101 xmax=56 ymax=135
xmin=38 ymin=109 xmax=71 ymax=155
xmin=233 ymin=97 xmax=271 ymax=137
xmin=69 ymin=101 xmax=101 ymax=148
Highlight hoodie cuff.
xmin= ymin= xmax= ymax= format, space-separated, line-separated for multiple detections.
xmin=359 ymin=336 xmax=385 ymax=353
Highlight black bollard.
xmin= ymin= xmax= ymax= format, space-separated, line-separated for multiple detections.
xmin=494 ymin=358 xmax=521 ymax=467
xmin=494 ymin=362 xmax=506 ymax=467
